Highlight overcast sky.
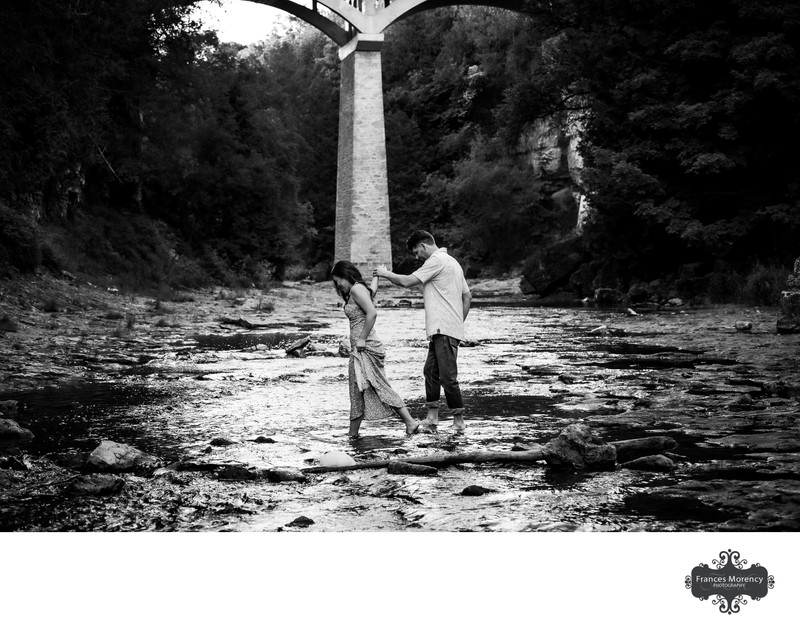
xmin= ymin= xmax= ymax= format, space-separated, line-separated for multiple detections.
xmin=192 ymin=0 xmax=291 ymax=44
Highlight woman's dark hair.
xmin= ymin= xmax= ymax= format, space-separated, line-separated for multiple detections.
xmin=406 ymin=230 xmax=436 ymax=251
xmin=330 ymin=260 xmax=373 ymax=303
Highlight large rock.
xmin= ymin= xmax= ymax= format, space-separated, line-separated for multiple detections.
xmin=777 ymin=258 xmax=800 ymax=333
xmin=0 ymin=418 xmax=34 ymax=441
xmin=521 ymin=236 xmax=585 ymax=297
xmin=319 ymin=451 xmax=356 ymax=468
xmin=621 ymin=455 xmax=675 ymax=472
xmin=85 ymin=440 xmax=159 ymax=473
xmin=542 ymin=424 xmax=616 ymax=469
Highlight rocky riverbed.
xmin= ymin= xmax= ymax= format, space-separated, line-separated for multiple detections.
xmin=1 ymin=273 xmax=799 ymax=531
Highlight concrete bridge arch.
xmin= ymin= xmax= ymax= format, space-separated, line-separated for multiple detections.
xmin=245 ymin=0 xmax=529 ymax=272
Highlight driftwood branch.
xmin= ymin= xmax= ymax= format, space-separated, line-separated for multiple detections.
xmin=218 ymin=317 xmax=273 ymax=329
xmin=302 ymin=447 xmax=545 ymax=474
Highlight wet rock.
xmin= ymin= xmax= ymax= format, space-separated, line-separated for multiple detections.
xmin=201 ymin=446 xmax=212 ymax=454
xmin=558 ymin=373 xmax=577 ymax=384
xmin=332 ymin=475 xmax=351 ymax=486
xmin=0 ymin=400 xmax=18 ymax=417
xmin=387 ymin=461 xmax=438 ymax=476
xmin=612 ymin=436 xmax=678 ymax=463
xmin=318 ymin=451 xmax=356 ymax=467
xmin=85 ymin=440 xmax=159 ymax=473
xmin=266 ymin=467 xmax=308 ymax=483
xmin=626 ymin=308 xmax=639 ymax=317
xmin=627 ymin=285 xmax=650 ymax=304
xmin=0 ymin=456 xmax=28 ymax=471
xmin=542 ymin=423 xmax=616 ymax=470
xmin=461 ymin=485 xmax=496 ymax=496
xmin=286 ymin=516 xmax=314 ymax=528
xmin=66 ymin=474 xmax=125 ymax=495
xmin=666 ymin=298 xmax=684 ymax=307
xmin=594 ymin=287 xmax=623 ymax=305
xmin=216 ymin=465 xmax=257 ymax=481
xmin=252 ymin=436 xmax=276 ymax=444
xmin=0 ymin=418 xmax=34 ymax=441
xmin=621 ymin=455 xmax=675 ymax=471
xmin=286 ymin=335 xmax=311 ymax=357
xmin=209 ymin=437 xmax=236 ymax=446
xmin=735 ymin=321 xmax=753 ymax=332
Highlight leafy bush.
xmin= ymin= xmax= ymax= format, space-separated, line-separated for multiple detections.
xmin=283 ymin=264 xmax=310 ymax=281
xmin=742 ymin=264 xmax=788 ymax=306
xmin=0 ymin=204 xmax=41 ymax=274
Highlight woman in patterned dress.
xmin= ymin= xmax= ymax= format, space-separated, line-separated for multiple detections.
xmin=331 ymin=260 xmax=421 ymax=439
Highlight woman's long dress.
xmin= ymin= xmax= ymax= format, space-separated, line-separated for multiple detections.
xmin=344 ymin=301 xmax=405 ymax=421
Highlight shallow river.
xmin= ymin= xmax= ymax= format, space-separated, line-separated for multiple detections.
xmin=1 ymin=281 xmax=799 ymax=531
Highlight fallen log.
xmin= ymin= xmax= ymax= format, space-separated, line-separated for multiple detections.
xmin=301 ymin=432 xmax=681 ymax=474
xmin=301 ymin=447 xmax=545 ymax=474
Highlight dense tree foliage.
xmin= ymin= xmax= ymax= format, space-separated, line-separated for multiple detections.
xmin=509 ymin=0 xmax=800 ymax=282
xmin=1 ymin=1 xmax=797 ymax=296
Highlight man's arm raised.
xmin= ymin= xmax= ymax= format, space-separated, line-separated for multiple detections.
xmin=374 ymin=265 xmax=422 ymax=288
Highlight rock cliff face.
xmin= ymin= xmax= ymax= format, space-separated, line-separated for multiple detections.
xmin=520 ymin=113 xmax=584 ymax=184
xmin=519 ymin=111 xmax=589 ymax=297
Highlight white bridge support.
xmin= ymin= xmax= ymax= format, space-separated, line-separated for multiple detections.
xmin=335 ymin=34 xmax=393 ymax=272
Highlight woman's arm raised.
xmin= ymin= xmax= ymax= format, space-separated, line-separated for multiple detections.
xmin=350 ymin=283 xmax=377 ymax=349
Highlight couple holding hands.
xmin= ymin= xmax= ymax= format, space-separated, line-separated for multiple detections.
xmin=330 ymin=230 xmax=471 ymax=439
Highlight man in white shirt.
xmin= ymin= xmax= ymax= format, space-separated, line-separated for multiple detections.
xmin=375 ymin=230 xmax=471 ymax=432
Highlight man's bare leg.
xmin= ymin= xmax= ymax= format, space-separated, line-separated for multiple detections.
xmin=452 ymin=412 xmax=465 ymax=432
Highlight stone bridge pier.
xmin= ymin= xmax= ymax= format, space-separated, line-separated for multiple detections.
xmin=334 ymin=34 xmax=392 ymax=274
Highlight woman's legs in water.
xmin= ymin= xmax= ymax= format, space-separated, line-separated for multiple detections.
xmin=348 ymin=416 xmax=363 ymax=438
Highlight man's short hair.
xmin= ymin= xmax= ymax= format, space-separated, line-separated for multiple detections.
xmin=406 ymin=230 xmax=436 ymax=252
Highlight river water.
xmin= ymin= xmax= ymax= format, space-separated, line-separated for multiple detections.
xmin=1 ymin=280 xmax=799 ymax=531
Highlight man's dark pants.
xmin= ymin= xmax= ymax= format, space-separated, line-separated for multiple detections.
xmin=423 ymin=334 xmax=464 ymax=414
